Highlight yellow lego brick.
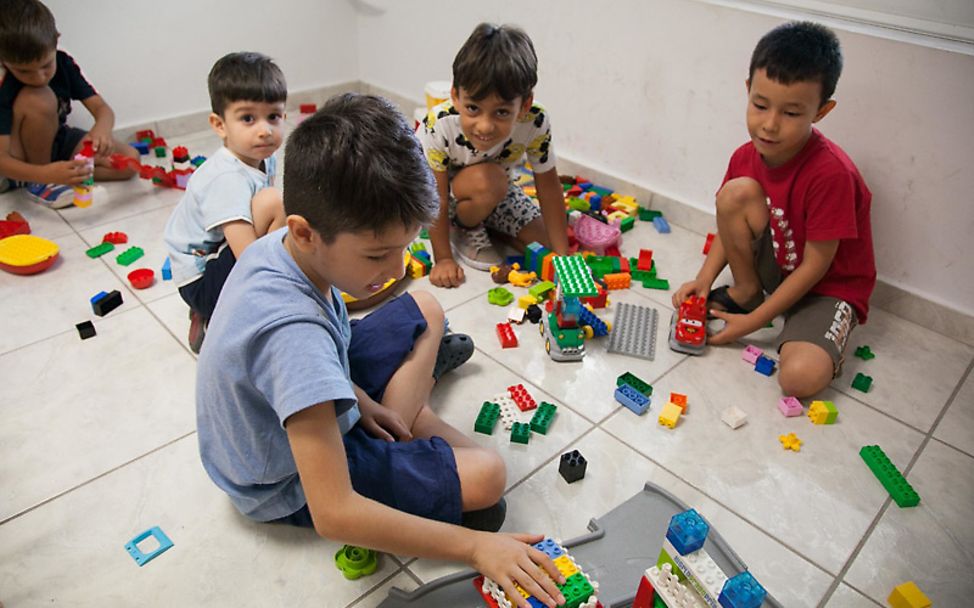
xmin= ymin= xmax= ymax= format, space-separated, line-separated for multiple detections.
xmin=779 ymin=433 xmax=802 ymax=451
xmin=888 ymin=582 xmax=931 ymax=608
xmin=518 ymin=294 xmax=539 ymax=309
xmin=513 ymin=584 xmax=530 ymax=599
xmin=610 ymin=199 xmax=638 ymax=216
xmin=807 ymin=400 xmax=837 ymax=424
xmin=606 ymin=210 xmax=628 ymax=223
xmin=407 ymin=258 xmax=427 ymax=279
xmin=658 ymin=402 xmax=682 ymax=429
xmin=553 ymin=555 xmax=578 ymax=578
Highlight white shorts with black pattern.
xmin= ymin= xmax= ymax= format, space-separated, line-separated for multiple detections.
xmin=449 ymin=181 xmax=541 ymax=238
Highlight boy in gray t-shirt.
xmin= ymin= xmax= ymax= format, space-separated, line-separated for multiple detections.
xmin=196 ymin=94 xmax=568 ymax=608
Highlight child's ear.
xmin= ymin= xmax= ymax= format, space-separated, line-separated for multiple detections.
xmin=286 ymin=215 xmax=316 ymax=251
xmin=519 ymin=92 xmax=534 ymax=116
xmin=450 ymin=86 xmax=460 ymax=107
xmin=813 ymin=99 xmax=837 ymax=123
xmin=208 ymin=113 xmax=226 ymax=139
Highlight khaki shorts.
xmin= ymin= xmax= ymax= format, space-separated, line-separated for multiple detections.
xmin=753 ymin=228 xmax=858 ymax=376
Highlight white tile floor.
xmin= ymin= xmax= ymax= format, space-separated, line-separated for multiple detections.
xmin=1 ymin=126 xmax=972 ymax=608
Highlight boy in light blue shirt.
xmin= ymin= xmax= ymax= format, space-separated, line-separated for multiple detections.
xmin=164 ymin=52 xmax=287 ymax=353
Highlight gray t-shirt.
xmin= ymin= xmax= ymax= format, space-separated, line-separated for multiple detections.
xmin=196 ymin=228 xmax=360 ymax=521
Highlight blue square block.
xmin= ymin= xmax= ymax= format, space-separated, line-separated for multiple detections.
xmin=652 ymin=216 xmax=671 ymax=233
xmin=615 ymin=384 xmax=650 ymax=415
xmin=754 ymin=354 xmax=776 ymax=376
xmin=718 ymin=571 xmax=767 ymax=608
xmin=666 ymin=508 xmax=709 ymax=555
xmin=533 ymin=538 xmax=564 ymax=559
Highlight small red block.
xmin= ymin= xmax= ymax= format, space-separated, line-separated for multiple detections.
xmin=496 ymin=322 xmax=518 ymax=348
xmin=507 ymin=383 xmax=537 ymax=411
xmin=703 ymin=233 xmax=716 ymax=255
xmin=103 ymin=231 xmax=128 ymax=244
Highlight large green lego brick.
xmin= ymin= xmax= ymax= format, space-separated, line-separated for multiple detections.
xmin=641 ymin=277 xmax=670 ymax=290
xmin=552 ymin=255 xmax=597 ymax=298
xmin=860 ymin=445 xmax=920 ymax=507
xmin=529 ymin=402 xmax=557 ymax=434
xmin=511 ymin=422 xmax=531 ymax=444
xmin=558 ymin=572 xmax=595 ymax=608
xmin=474 ymin=402 xmax=500 ymax=435
xmin=617 ymin=372 xmax=653 ymax=396
xmin=85 ymin=242 xmax=115 ymax=258
xmin=529 ymin=281 xmax=556 ymax=299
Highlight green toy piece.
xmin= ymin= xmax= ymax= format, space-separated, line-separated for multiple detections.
xmin=474 ymin=401 xmax=500 ymax=435
xmin=116 ymin=246 xmax=145 ymax=266
xmin=419 ymin=228 xmax=429 ymax=239
xmin=637 ymin=207 xmax=663 ymax=221
xmin=567 ymin=197 xmax=590 ymax=212
xmin=86 ymin=242 xmax=115 ymax=258
xmin=854 ymin=345 xmax=876 ymax=360
xmin=487 ymin=287 xmax=514 ymax=306
xmin=511 ymin=422 xmax=531 ymax=444
xmin=641 ymin=277 xmax=670 ymax=290
xmin=852 ymin=372 xmax=873 ymax=393
xmin=529 ymin=402 xmax=557 ymax=435
xmin=559 ymin=572 xmax=596 ymax=608
xmin=860 ymin=445 xmax=920 ymax=508
xmin=553 ymin=255 xmax=598 ymax=298
xmin=619 ymin=216 xmax=635 ymax=232
xmin=617 ymin=372 xmax=653 ymax=396
xmin=334 ymin=544 xmax=378 ymax=580
xmin=529 ymin=281 xmax=556 ymax=300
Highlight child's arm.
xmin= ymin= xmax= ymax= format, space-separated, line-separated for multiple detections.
xmin=287 ymin=403 xmax=566 ymax=608
xmin=222 ymin=220 xmax=261 ymax=260
xmin=428 ymin=170 xmax=465 ymax=288
xmin=0 ymin=134 xmax=90 ymax=185
xmin=708 ymin=239 xmax=839 ymax=344
xmin=79 ymin=95 xmax=116 ymax=159
xmin=533 ymin=168 xmax=568 ymax=255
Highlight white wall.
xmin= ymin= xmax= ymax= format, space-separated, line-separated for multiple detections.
xmin=46 ymin=0 xmax=358 ymax=127
xmin=355 ymin=0 xmax=974 ymax=317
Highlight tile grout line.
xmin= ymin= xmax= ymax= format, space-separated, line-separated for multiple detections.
xmin=343 ymin=566 xmax=409 ymax=608
xmin=815 ymin=353 xmax=974 ymax=607
xmin=0 ymin=430 xmax=196 ymax=527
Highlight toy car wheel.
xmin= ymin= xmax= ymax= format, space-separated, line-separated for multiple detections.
xmin=582 ymin=326 xmax=594 ymax=339
xmin=539 ymin=320 xmax=545 ymax=336
xmin=604 ymin=320 xmax=612 ymax=332
xmin=545 ymin=338 xmax=551 ymax=354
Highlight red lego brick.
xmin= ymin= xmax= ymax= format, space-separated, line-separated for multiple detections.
xmin=135 ymin=129 xmax=155 ymax=141
xmin=472 ymin=576 xmax=501 ymax=608
xmin=496 ymin=322 xmax=518 ymax=348
xmin=703 ymin=233 xmax=716 ymax=255
xmin=604 ymin=244 xmax=621 ymax=257
xmin=618 ymin=257 xmax=630 ymax=273
xmin=637 ymin=249 xmax=654 ymax=271
xmin=582 ymin=282 xmax=608 ymax=308
xmin=102 ymin=232 xmax=128 ymax=244
xmin=172 ymin=146 xmax=190 ymax=162
xmin=632 ymin=574 xmax=656 ymax=608
xmin=507 ymin=383 xmax=537 ymax=411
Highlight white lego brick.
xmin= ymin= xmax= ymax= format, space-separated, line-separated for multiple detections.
xmin=721 ymin=406 xmax=748 ymax=429
xmin=644 ymin=564 xmax=707 ymax=608
xmin=663 ymin=538 xmax=727 ymax=606
xmin=507 ymin=306 xmax=526 ymax=324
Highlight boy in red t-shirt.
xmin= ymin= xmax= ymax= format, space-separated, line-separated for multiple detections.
xmin=674 ymin=21 xmax=875 ymax=398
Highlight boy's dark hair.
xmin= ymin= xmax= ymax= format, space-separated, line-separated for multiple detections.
xmin=749 ymin=21 xmax=843 ymax=106
xmin=452 ymin=22 xmax=537 ymax=102
xmin=284 ymin=93 xmax=438 ymax=242
xmin=207 ymin=52 xmax=287 ymax=116
xmin=0 ymin=0 xmax=58 ymax=64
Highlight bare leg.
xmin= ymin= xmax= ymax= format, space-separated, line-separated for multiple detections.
xmin=250 ymin=187 xmax=285 ymax=236
xmin=452 ymin=163 xmax=508 ymax=228
xmin=92 ymin=139 xmax=139 ymax=181
xmin=778 ymin=341 xmax=834 ymax=398
xmin=714 ymin=177 xmax=770 ymax=308
xmin=9 ymin=86 xmax=59 ymax=165
xmin=514 ymin=217 xmax=549 ymax=250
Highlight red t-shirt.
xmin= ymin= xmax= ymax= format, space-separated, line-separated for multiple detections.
xmin=722 ymin=129 xmax=876 ymax=323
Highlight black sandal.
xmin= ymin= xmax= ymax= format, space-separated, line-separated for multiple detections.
xmin=707 ymin=285 xmax=761 ymax=315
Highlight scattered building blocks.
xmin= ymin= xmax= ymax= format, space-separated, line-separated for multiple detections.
xmin=887 ymin=581 xmax=931 ymax=608
xmin=116 ymin=246 xmax=144 ymax=266
xmin=528 ymin=280 xmax=556 ymax=300
xmin=507 ymin=383 xmax=537 ymax=411
xmin=741 ymin=345 xmax=763 ymax=365
xmin=508 ymin=263 xmax=538 ymax=287
xmin=559 ymin=450 xmax=587 ymax=483
xmin=127 ymin=268 xmax=154 ymax=289
xmin=525 ymin=304 xmax=543 ymax=324
xmin=602 ymin=272 xmax=631 ymax=290
xmin=702 ymin=233 xmax=715 ymax=255
xmin=487 ymin=287 xmax=514 ymax=306
xmin=124 ymin=526 xmax=173 ymax=566
xmin=76 ymin=320 xmax=96 ymax=340
xmin=721 ymin=406 xmax=747 ymax=429
xmin=510 ymin=421 xmax=531 ymax=444
xmin=718 ymin=571 xmax=767 ymax=608
xmin=334 ymin=544 xmax=378 ymax=580
xmin=852 ymin=372 xmax=873 ymax=393
xmin=518 ymin=293 xmax=539 ymax=309
xmin=607 ymin=302 xmax=659 ymax=361
xmin=652 ymin=216 xmax=671 ymax=233
xmin=779 ymin=433 xmax=802 ymax=452
xmin=474 ymin=401 xmax=501 ymax=435
xmin=658 ymin=402 xmax=682 ymax=429
xmin=754 ymin=354 xmax=776 ymax=376
xmin=496 ymin=322 xmax=518 ymax=348
xmin=507 ymin=306 xmax=526 ymax=324
xmin=615 ymin=384 xmax=651 ymax=415
xmin=637 ymin=249 xmax=654 ymax=271
xmin=529 ymin=401 xmax=557 ymax=434
xmin=617 ymin=372 xmax=652 ymax=396
xmin=854 ymin=345 xmax=876 ymax=360
xmin=161 ymin=256 xmax=172 ymax=280
xmin=666 ymin=509 xmax=709 ymax=555
xmin=808 ymin=400 xmax=838 ymax=424
xmin=669 ymin=392 xmax=687 ymax=413
xmin=85 ymin=241 xmax=115 ymax=258
xmin=619 ymin=216 xmax=635 ymax=232
xmin=102 ymin=231 xmax=128 ymax=244
xmin=860 ymin=445 xmax=920 ymax=507
xmin=641 ymin=277 xmax=670 ymax=290
xmin=91 ymin=290 xmax=123 ymax=317
xmin=778 ymin=396 xmax=803 ymax=417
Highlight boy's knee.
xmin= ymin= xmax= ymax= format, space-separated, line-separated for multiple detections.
xmin=454 ymin=163 xmax=508 ymax=205
xmin=716 ymin=177 xmax=766 ymax=216
xmin=252 ymin=186 xmax=283 ymax=213
xmin=467 ymin=448 xmax=506 ymax=505
xmin=778 ymin=342 xmax=833 ymax=398
xmin=410 ymin=290 xmax=445 ymax=329
xmin=13 ymin=85 xmax=57 ymax=117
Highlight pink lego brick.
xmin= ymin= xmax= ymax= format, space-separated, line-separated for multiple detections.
xmin=778 ymin=396 xmax=803 ymax=417
xmin=742 ymin=344 xmax=763 ymax=365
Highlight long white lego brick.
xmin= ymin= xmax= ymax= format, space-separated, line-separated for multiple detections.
xmin=482 ymin=577 xmax=514 ymax=608
xmin=494 ymin=394 xmax=520 ymax=430
xmin=661 ymin=538 xmax=727 ymax=608
xmin=643 ymin=564 xmax=708 ymax=608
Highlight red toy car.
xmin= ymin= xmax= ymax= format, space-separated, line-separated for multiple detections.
xmin=669 ymin=295 xmax=707 ymax=354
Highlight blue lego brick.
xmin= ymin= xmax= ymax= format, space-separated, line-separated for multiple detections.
xmin=527 ymin=597 xmax=545 ymax=608
xmin=615 ymin=384 xmax=651 ymax=415
xmin=577 ymin=306 xmax=608 ymax=337
xmin=525 ymin=242 xmax=547 ymax=275
xmin=666 ymin=508 xmax=709 ymax=555
xmin=652 ymin=216 xmax=671 ymax=233
xmin=161 ymin=256 xmax=172 ymax=281
xmin=718 ymin=571 xmax=767 ymax=608
xmin=412 ymin=249 xmax=431 ymax=263
xmin=754 ymin=355 xmax=776 ymax=376
xmin=589 ymin=194 xmax=602 ymax=211
xmin=131 ymin=140 xmax=150 ymax=155
xmin=533 ymin=538 xmax=564 ymax=559
xmin=124 ymin=526 xmax=173 ymax=566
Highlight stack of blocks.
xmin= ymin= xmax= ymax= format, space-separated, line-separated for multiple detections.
xmin=658 ymin=402 xmax=683 ymax=429
xmin=807 ymin=400 xmax=838 ymax=424
xmin=473 ymin=386 xmax=557 ymax=445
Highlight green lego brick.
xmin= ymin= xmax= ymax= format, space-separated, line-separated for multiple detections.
xmin=584 ymin=255 xmax=619 ymax=279
xmin=567 ymin=197 xmax=590 ymax=212
xmin=85 ymin=242 xmax=115 ymax=258
xmin=487 ymin=287 xmax=514 ymax=306
xmin=617 ymin=372 xmax=653 ymax=396
xmin=558 ymin=572 xmax=595 ymax=608
xmin=591 ymin=185 xmax=613 ymax=197
xmin=638 ymin=207 xmax=662 ymax=221
xmin=620 ymin=216 xmax=635 ymax=232
xmin=655 ymin=546 xmax=687 ymax=582
xmin=154 ymin=146 xmax=167 ymax=158
xmin=641 ymin=277 xmax=670 ymax=290
xmin=409 ymin=241 xmax=427 ymax=253
xmin=552 ymin=255 xmax=597 ymax=298
xmin=115 ymin=246 xmax=145 ymax=266
xmin=529 ymin=401 xmax=557 ymax=434
xmin=529 ymin=281 xmax=556 ymax=299
xmin=511 ymin=422 xmax=531 ymax=444
xmin=852 ymin=372 xmax=873 ymax=393
xmin=474 ymin=402 xmax=500 ymax=435
xmin=860 ymin=445 xmax=920 ymax=508
xmin=653 ymin=595 xmax=668 ymax=608
xmin=854 ymin=345 xmax=876 ymax=360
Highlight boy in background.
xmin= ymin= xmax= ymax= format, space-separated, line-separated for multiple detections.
xmin=673 ymin=22 xmax=875 ymax=398
xmin=418 ymin=23 xmax=568 ymax=288
xmin=164 ymin=52 xmax=287 ymax=354
xmin=197 ymin=94 xmax=565 ymax=608
xmin=0 ymin=0 xmax=138 ymax=208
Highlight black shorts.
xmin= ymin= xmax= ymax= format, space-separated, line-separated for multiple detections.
xmin=51 ymin=125 xmax=87 ymax=162
xmin=177 ymin=246 xmax=237 ymax=320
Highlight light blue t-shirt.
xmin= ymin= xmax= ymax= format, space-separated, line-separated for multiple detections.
xmin=163 ymin=146 xmax=278 ymax=285
xmin=196 ymin=228 xmax=361 ymax=521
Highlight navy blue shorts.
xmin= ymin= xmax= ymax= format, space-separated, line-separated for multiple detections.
xmin=177 ymin=246 xmax=237 ymax=321
xmin=51 ymin=125 xmax=87 ymax=162
xmin=272 ymin=293 xmax=462 ymax=528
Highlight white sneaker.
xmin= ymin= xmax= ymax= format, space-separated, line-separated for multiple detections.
xmin=25 ymin=182 xmax=75 ymax=209
xmin=450 ymin=223 xmax=502 ymax=270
